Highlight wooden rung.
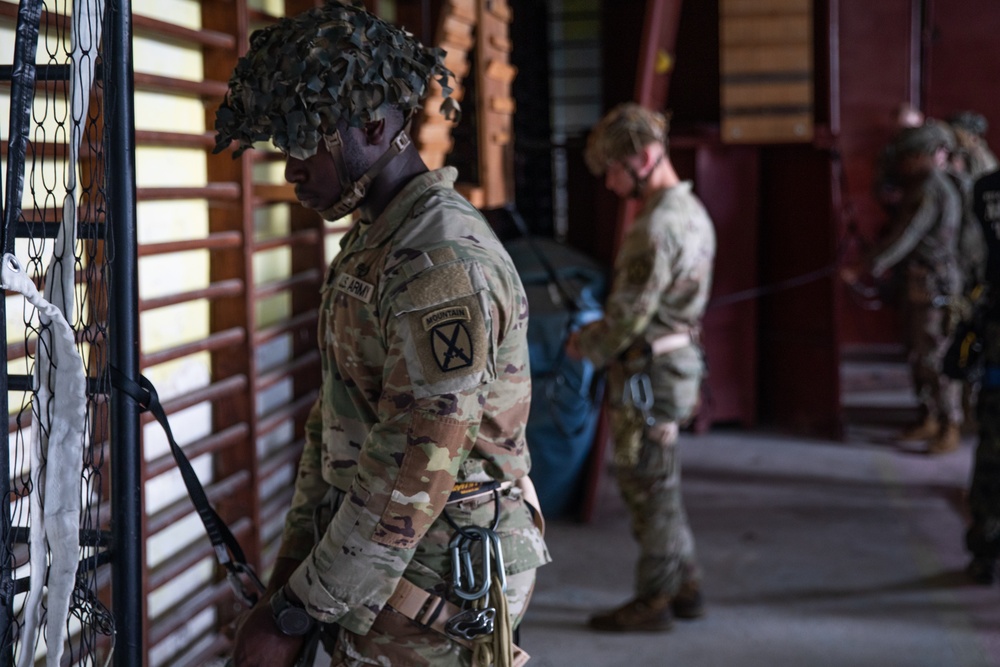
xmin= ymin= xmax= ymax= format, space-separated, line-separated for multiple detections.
xmin=486 ymin=59 xmax=517 ymax=84
xmin=721 ymin=45 xmax=812 ymax=74
xmin=443 ymin=31 xmax=475 ymax=52
xmin=139 ymin=278 xmax=244 ymax=311
xmin=446 ymin=0 xmax=477 ymax=23
xmin=721 ymin=0 xmax=811 ymax=15
xmin=133 ymin=71 xmax=229 ymax=99
xmin=417 ymin=139 xmax=455 ymax=153
xmin=721 ymin=14 xmax=811 ymax=45
xmin=442 ymin=49 xmax=471 ymax=78
xmin=722 ymin=81 xmax=812 ymax=108
xmin=417 ymin=121 xmax=455 ymax=144
xmin=490 ymin=34 xmax=513 ymax=53
xmin=137 ymin=183 xmax=240 ymax=201
xmin=133 ymin=12 xmax=235 ymax=50
xmin=490 ymin=96 xmax=516 ymax=114
xmin=254 ymin=183 xmax=297 ymax=203
xmin=488 ymin=0 xmax=512 ymax=22
xmin=443 ymin=15 xmax=475 ymax=40
xmin=455 ymin=183 xmax=485 ymax=208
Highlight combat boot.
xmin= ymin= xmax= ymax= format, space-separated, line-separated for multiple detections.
xmin=588 ymin=594 xmax=673 ymax=632
xmin=671 ymin=580 xmax=704 ymax=619
xmin=897 ymin=416 xmax=940 ymax=441
xmin=926 ymin=423 xmax=961 ymax=455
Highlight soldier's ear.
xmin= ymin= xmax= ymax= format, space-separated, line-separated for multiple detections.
xmin=639 ymin=144 xmax=660 ymax=171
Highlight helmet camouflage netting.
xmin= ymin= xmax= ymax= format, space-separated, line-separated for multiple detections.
xmin=585 ymin=103 xmax=670 ymax=176
xmin=214 ymin=0 xmax=457 ymax=158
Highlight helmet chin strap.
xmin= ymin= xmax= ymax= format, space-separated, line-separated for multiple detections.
xmin=624 ymin=153 xmax=664 ymax=200
xmin=319 ymin=128 xmax=413 ymax=221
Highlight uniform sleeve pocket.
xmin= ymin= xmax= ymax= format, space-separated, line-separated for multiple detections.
xmin=371 ymin=412 xmax=469 ymax=549
xmin=390 ymin=260 xmax=496 ymax=397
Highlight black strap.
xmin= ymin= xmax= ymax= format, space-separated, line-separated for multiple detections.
xmin=110 ymin=367 xmax=265 ymax=606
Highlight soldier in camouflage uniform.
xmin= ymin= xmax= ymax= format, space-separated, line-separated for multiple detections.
xmin=213 ymin=3 xmax=549 ymax=665
xmin=948 ymin=111 xmax=998 ymax=180
xmin=965 ymin=167 xmax=1000 ymax=584
xmin=847 ymin=122 xmax=966 ymax=454
xmin=565 ymin=103 xmax=716 ymax=632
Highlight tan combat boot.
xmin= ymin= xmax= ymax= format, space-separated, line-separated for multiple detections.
xmin=926 ymin=423 xmax=961 ymax=455
xmin=898 ymin=416 xmax=940 ymax=441
xmin=588 ymin=594 xmax=673 ymax=632
xmin=671 ymin=580 xmax=705 ymax=619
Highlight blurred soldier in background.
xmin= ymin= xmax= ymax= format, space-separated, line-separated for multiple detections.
xmin=566 ymin=103 xmax=716 ymax=632
xmin=844 ymin=122 xmax=965 ymax=454
xmin=965 ymin=166 xmax=1000 ymax=585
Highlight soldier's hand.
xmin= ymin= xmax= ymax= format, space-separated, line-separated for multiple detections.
xmin=229 ymin=598 xmax=305 ymax=667
xmin=839 ymin=266 xmax=862 ymax=285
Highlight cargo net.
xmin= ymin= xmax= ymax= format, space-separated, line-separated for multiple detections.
xmin=2 ymin=0 xmax=114 ymax=665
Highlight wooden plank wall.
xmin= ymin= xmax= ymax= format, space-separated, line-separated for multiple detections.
xmin=720 ymin=0 xmax=814 ymax=144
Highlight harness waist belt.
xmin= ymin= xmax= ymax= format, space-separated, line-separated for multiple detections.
xmin=650 ymin=331 xmax=694 ymax=357
xmin=447 ymin=479 xmax=514 ymax=504
xmin=387 ymin=577 xmax=529 ymax=667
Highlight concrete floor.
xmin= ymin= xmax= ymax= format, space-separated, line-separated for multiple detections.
xmin=518 ymin=427 xmax=1000 ymax=667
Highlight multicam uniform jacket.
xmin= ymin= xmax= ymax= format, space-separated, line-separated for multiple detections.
xmin=279 ymin=167 xmax=549 ymax=635
xmin=576 ymin=182 xmax=716 ymax=372
xmin=872 ymin=169 xmax=963 ymax=298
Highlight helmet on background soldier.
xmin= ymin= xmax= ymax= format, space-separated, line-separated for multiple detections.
xmin=585 ymin=103 xmax=670 ymax=177
xmin=895 ymin=121 xmax=956 ymax=158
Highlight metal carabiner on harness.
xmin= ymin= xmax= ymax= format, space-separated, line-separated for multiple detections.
xmin=450 ymin=525 xmax=493 ymax=601
xmin=625 ymin=372 xmax=656 ymax=427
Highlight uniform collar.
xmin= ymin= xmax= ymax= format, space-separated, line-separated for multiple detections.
xmin=351 ymin=167 xmax=459 ymax=249
xmin=641 ymin=180 xmax=692 ymax=215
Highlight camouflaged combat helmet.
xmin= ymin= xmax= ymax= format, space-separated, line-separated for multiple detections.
xmin=949 ymin=111 xmax=989 ymax=138
xmin=213 ymin=0 xmax=457 ymax=161
xmin=585 ymin=103 xmax=670 ymax=176
xmin=895 ymin=121 xmax=956 ymax=157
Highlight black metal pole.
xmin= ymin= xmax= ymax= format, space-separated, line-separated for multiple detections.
xmin=104 ymin=0 xmax=144 ymax=665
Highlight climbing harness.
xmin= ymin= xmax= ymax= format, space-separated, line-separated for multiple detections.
xmin=442 ymin=491 xmax=517 ymax=667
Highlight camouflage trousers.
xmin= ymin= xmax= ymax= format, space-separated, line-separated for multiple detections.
xmin=904 ymin=299 xmax=963 ymax=425
xmin=966 ymin=318 xmax=1000 ymax=561
xmin=324 ymin=488 xmax=544 ymax=666
xmin=607 ymin=345 xmax=704 ymax=598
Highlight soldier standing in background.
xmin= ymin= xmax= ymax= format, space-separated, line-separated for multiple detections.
xmin=214 ymin=3 xmax=549 ymax=665
xmin=965 ymin=166 xmax=1000 ymax=585
xmin=944 ymin=111 xmax=994 ymax=432
xmin=566 ymin=103 xmax=716 ymax=632
xmin=843 ymin=122 xmax=966 ymax=454
xmin=948 ymin=111 xmax=998 ymax=179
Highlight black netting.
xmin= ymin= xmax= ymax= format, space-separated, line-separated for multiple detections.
xmin=3 ymin=0 xmax=115 ymax=664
